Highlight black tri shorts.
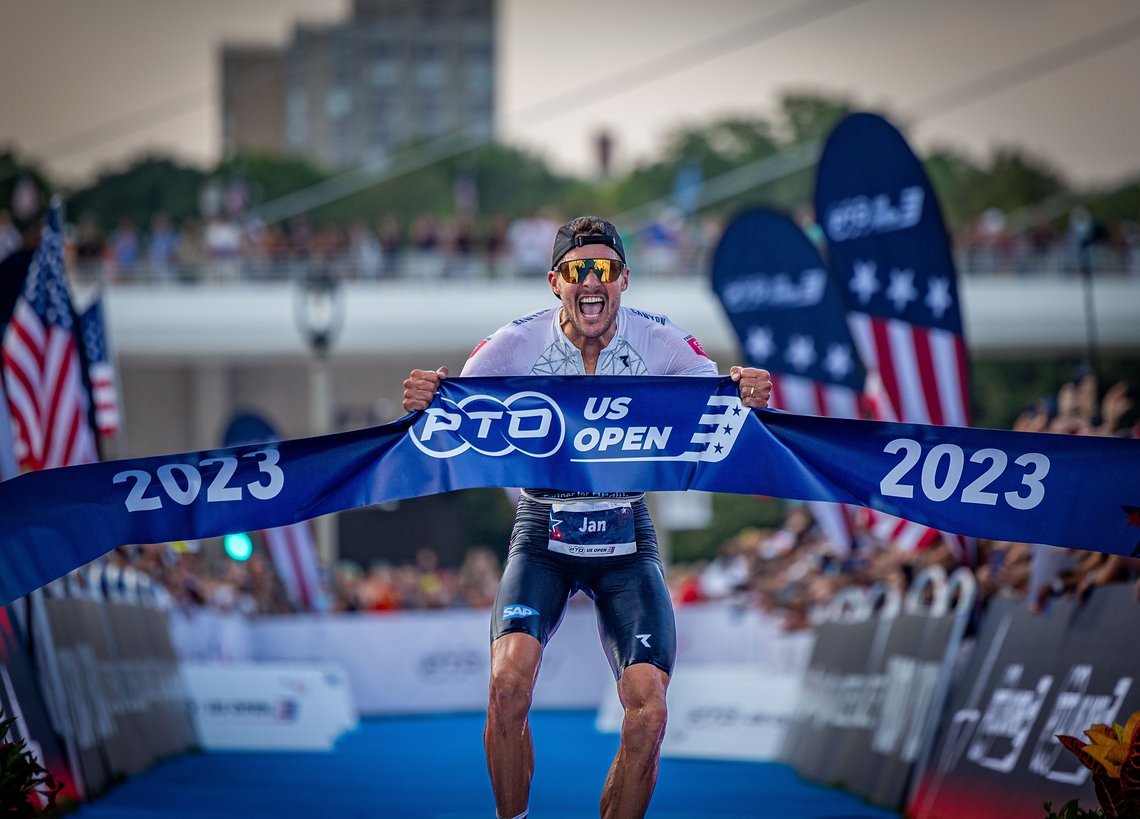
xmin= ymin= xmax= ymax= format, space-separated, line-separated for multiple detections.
xmin=490 ymin=492 xmax=677 ymax=679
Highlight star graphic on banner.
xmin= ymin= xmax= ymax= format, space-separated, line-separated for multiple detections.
xmin=721 ymin=423 xmax=733 ymax=435
xmin=849 ymin=259 xmax=880 ymax=305
xmin=1123 ymin=505 xmax=1140 ymax=528
xmin=746 ymin=326 xmax=775 ymax=361
xmin=731 ymin=406 xmax=742 ymax=416
xmin=926 ymin=276 xmax=953 ymax=320
xmin=550 ymin=517 xmax=564 ymax=533
xmin=714 ymin=443 xmax=724 ymax=454
xmin=786 ymin=335 xmax=816 ymax=372
xmin=823 ymin=343 xmax=854 ymax=382
xmin=886 ymin=268 xmax=918 ymax=312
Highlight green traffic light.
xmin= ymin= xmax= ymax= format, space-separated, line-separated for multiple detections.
xmin=223 ymin=533 xmax=253 ymax=561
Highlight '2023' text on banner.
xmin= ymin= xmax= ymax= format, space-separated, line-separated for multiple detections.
xmin=2 ymin=376 xmax=1138 ymax=604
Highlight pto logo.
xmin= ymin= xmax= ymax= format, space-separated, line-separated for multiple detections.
xmin=503 ymin=605 xmax=538 ymax=619
xmin=410 ymin=391 xmax=565 ymax=459
xmin=411 ymin=389 xmax=744 ymax=464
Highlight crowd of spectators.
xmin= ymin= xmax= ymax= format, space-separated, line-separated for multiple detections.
xmin=101 ymin=541 xmax=505 ymax=617
xmin=330 ymin=545 xmax=502 ymax=613
xmin=53 ymin=203 xmax=1140 ymax=286
xmin=671 ymin=372 xmax=1139 ymax=630
xmin=957 ymin=204 xmax=1139 ymax=276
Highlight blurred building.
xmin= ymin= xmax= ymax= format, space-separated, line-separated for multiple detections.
xmin=220 ymin=46 xmax=288 ymax=156
xmin=221 ymin=0 xmax=496 ymax=169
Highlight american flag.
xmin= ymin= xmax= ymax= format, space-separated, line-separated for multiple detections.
xmin=220 ymin=413 xmax=326 ymax=613
xmin=2 ymin=204 xmax=97 ymax=471
xmin=844 ymin=260 xmax=971 ymax=428
xmin=816 ymin=112 xmax=975 ymax=563
xmin=79 ymin=297 xmax=120 ymax=438
xmin=0 ymin=377 xmax=18 ymax=480
xmin=843 ymin=264 xmax=971 ymax=555
xmin=263 ymin=522 xmax=325 ymax=612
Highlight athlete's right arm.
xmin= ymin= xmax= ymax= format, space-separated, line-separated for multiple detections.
xmin=459 ymin=329 xmax=510 ymax=377
xmin=402 ymin=366 xmax=449 ymax=412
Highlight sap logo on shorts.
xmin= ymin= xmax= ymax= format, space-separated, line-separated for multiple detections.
xmin=502 ymin=604 xmax=539 ymax=619
xmin=410 ymin=391 xmax=565 ymax=459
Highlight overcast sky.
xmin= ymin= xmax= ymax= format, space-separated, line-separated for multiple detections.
xmin=2 ymin=0 xmax=1139 ymax=189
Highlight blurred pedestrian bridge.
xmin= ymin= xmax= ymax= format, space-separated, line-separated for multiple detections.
xmin=89 ymin=264 xmax=1139 ymax=460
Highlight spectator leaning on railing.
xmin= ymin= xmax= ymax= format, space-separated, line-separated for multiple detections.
xmin=52 ymin=202 xmax=1140 ymax=284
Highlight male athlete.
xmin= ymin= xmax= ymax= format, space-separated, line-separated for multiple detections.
xmin=402 ymin=216 xmax=771 ymax=819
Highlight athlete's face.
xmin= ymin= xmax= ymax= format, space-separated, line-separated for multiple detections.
xmin=549 ymin=243 xmax=628 ymax=344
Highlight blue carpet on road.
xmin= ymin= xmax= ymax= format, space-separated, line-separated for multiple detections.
xmin=75 ymin=711 xmax=899 ymax=818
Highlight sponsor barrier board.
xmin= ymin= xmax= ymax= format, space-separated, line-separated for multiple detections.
xmin=781 ymin=569 xmax=973 ymax=809
xmin=181 ymin=662 xmax=356 ymax=751
xmin=598 ymin=666 xmax=802 ymax=761
xmin=909 ymin=585 xmax=1138 ymax=818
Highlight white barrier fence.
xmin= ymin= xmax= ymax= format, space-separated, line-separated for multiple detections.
xmin=28 ymin=567 xmax=1134 ymax=813
xmin=597 ymin=667 xmax=804 ymax=761
xmin=168 ymin=602 xmax=814 ymax=718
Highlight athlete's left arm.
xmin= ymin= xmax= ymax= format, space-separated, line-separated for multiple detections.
xmin=674 ymin=351 xmax=772 ymax=409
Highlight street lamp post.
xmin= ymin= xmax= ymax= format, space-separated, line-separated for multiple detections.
xmin=294 ymin=272 xmax=345 ymax=572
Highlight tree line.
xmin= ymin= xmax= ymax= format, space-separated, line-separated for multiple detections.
xmin=2 ymin=92 xmax=1137 ymax=240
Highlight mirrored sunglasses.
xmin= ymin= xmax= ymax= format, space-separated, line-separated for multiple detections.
xmin=554 ymin=257 xmax=625 ymax=284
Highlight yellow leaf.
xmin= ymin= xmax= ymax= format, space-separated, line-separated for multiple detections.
xmin=1121 ymin=711 xmax=1140 ymax=746
xmin=1087 ymin=727 xmax=1118 ymax=747
xmin=1083 ymin=743 xmax=1123 ymax=778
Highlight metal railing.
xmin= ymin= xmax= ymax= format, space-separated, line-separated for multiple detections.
xmin=70 ymin=243 xmax=1139 ymax=287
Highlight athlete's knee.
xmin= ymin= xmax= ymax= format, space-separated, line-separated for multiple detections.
xmin=618 ymin=668 xmax=669 ymax=752
xmin=622 ymin=694 xmax=667 ymax=740
xmin=619 ymin=701 xmax=668 ymax=762
xmin=487 ymin=656 xmax=537 ymax=720
xmin=489 ymin=661 xmax=533 ymax=702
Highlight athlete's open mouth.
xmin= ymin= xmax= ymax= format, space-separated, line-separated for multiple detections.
xmin=579 ymin=295 xmax=605 ymax=318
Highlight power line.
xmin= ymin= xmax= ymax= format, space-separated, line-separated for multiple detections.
xmin=34 ymin=87 xmax=210 ymax=161
xmin=616 ymin=10 xmax=1140 ymax=225
xmin=5 ymin=0 xmax=865 ymax=199
xmin=0 ymin=23 xmax=374 ymax=185
xmin=614 ymin=140 xmax=820 ymax=225
xmin=250 ymin=0 xmax=872 ymax=224
xmin=503 ymin=0 xmax=872 ymax=126
xmin=906 ymin=12 xmax=1140 ymax=122
xmin=16 ymin=1 xmax=1136 ymax=229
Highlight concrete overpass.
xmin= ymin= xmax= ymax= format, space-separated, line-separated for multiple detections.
xmin=101 ymin=275 xmax=1139 ymax=458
